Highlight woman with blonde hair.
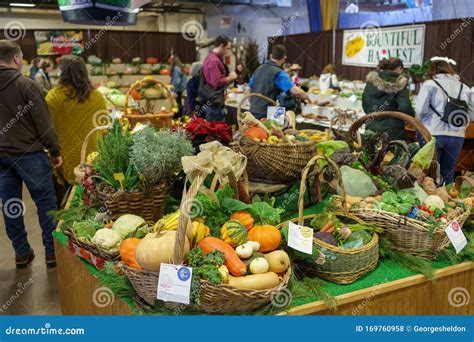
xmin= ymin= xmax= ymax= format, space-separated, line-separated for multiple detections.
xmin=46 ymin=55 xmax=106 ymax=191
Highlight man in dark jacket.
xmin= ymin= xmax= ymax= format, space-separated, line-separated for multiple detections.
xmin=0 ymin=40 xmax=62 ymax=269
xmin=248 ymin=45 xmax=309 ymax=119
xmin=362 ymin=57 xmax=415 ymax=141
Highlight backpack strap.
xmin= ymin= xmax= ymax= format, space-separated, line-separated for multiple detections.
xmin=457 ymin=83 xmax=464 ymax=100
xmin=432 ymin=79 xmax=450 ymax=98
xmin=429 ymin=79 xmax=447 ymax=118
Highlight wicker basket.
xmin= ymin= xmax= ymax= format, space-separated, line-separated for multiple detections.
xmin=346 ymin=111 xmax=439 ymax=179
xmin=78 ymin=126 xmax=168 ymax=222
xmin=351 ymin=206 xmax=470 ymax=259
xmin=124 ymin=169 xmax=291 ymax=313
xmin=124 ymin=77 xmax=174 ymax=129
xmin=64 ymin=227 xmax=120 ymax=262
xmin=231 ymin=93 xmax=317 ymax=184
xmin=455 ymin=176 xmax=473 ymax=220
xmin=277 ymin=155 xmax=379 ymax=284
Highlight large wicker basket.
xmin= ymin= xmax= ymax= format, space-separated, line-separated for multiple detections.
xmin=277 ymin=155 xmax=379 ymax=284
xmin=124 ymin=168 xmax=291 ymax=313
xmin=124 ymin=77 xmax=174 ymax=129
xmin=231 ymin=93 xmax=317 ymax=184
xmin=346 ymin=111 xmax=439 ymax=179
xmin=78 ymin=126 xmax=167 ymax=222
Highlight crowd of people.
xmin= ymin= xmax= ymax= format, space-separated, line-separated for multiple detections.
xmin=0 ymin=36 xmax=472 ymax=270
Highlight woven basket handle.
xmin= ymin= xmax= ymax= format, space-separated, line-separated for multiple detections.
xmin=80 ymin=125 xmax=111 ymax=165
xmin=297 ymin=155 xmax=346 ymax=225
xmin=347 ymin=111 xmax=433 ymax=146
xmin=125 ymin=77 xmax=173 ymax=112
xmin=237 ymin=93 xmax=295 ymax=129
xmin=210 ymin=170 xmax=251 ymax=203
xmin=455 ymin=176 xmax=474 ymax=193
xmin=173 ymin=170 xmax=241 ymax=264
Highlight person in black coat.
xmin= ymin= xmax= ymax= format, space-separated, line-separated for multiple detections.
xmin=185 ymin=62 xmax=202 ymax=117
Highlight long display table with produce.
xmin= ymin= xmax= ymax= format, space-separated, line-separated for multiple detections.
xmin=53 ymin=187 xmax=473 ymax=316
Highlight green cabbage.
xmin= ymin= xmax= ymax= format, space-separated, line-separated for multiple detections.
xmin=112 ymin=214 xmax=145 ymax=239
xmin=411 ymin=138 xmax=436 ymax=169
xmin=72 ymin=221 xmax=101 ymax=238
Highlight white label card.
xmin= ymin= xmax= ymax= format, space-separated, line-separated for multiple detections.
xmin=267 ymin=106 xmax=286 ymax=125
xmin=287 ymin=221 xmax=313 ymax=255
xmin=157 ymin=263 xmax=192 ymax=305
xmin=445 ymin=220 xmax=467 ymax=254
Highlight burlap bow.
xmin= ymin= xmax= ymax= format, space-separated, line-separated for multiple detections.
xmin=181 ymin=141 xmax=247 ymax=180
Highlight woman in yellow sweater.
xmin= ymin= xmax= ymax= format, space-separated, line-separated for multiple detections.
xmin=46 ymin=55 xmax=107 ymax=186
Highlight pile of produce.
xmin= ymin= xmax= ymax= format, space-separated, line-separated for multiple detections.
xmin=236 ymin=111 xmax=330 ymax=145
xmin=122 ymin=185 xmax=290 ymax=306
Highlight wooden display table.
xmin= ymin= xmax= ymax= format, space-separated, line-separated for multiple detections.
xmin=55 ymin=238 xmax=473 ymax=315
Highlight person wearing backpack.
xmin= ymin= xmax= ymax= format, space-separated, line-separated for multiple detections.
xmin=415 ymin=57 xmax=474 ymax=184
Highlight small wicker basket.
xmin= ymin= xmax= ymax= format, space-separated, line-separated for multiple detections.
xmin=78 ymin=125 xmax=167 ymax=222
xmin=277 ymin=155 xmax=379 ymax=284
xmin=124 ymin=77 xmax=174 ymax=129
xmin=231 ymin=93 xmax=317 ymax=184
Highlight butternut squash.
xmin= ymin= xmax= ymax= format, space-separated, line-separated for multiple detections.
xmin=228 ymin=272 xmax=280 ymax=290
xmin=198 ymin=237 xmax=246 ymax=277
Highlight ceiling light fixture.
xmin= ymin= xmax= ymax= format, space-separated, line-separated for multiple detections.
xmin=9 ymin=3 xmax=36 ymax=7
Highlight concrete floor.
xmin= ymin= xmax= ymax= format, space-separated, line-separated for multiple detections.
xmin=0 ymin=187 xmax=61 ymax=315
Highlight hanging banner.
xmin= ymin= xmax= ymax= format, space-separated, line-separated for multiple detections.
xmin=34 ymin=31 xmax=84 ymax=55
xmin=342 ymin=24 xmax=425 ymax=67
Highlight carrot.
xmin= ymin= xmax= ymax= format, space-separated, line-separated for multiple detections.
xmin=320 ymin=221 xmax=334 ymax=232
xmin=326 ymin=227 xmax=334 ymax=234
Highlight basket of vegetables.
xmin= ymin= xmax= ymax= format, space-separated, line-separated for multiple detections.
xmin=232 ymin=93 xmax=320 ymax=184
xmin=122 ymin=142 xmax=292 ymax=313
xmin=346 ymin=111 xmax=439 ymax=179
xmin=63 ymin=213 xmax=150 ymax=263
xmin=124 ymin=76 xmax=176 ymax=129
xmin=350 ymin=176 xmax=471 ymax=259
xmin=278 ymin=155 xmax=380 ymax=284
xmin=79 ymin=119 xmax=194 ymax=222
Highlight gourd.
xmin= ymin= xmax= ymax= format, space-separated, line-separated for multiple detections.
xmin=218 ymin=265 xmax=229 ymax=284
xmin=220 ymin=220 xmax=248 ymax=247
xmin=120 ymin=238 xmax=141 ymax=269
xmin=198 ymin=237 xmax=246 ymax=276
xmin=245 ymin=127 xmax=269 ymax=141
xmin=144 ymin=88 xmax=160 ymax=99
xmin=191 ymin=221 xmax=210 ymax=246
xmin=249 ymin=257 xmax=269 ymax=274
xmin=235 ymin=243 xmax=253 ymax=259
xmin=228 ymin=272 xmax=280 ymax=290
xmin=246 ymin=241 xmax=260 ymax=252
xmin=264 ymin=250 xmax=290 ymax=273
xmin=248 ymin=225 xmax=282 ymax=252
xmin=230 ymin=211 xmax=254 ymax=230
xmin=135 ymin=231 xmax=190 ymax=271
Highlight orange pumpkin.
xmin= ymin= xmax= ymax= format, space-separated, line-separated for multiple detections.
xmin=230 ymin=211 xmax=254 ymax=230
xmin=130 ymin=88 xmax=142 ymax=101
xmin=248 ymin=225 xmax=281 ymax=252
xmin=120 ymin=238 xmax=142 ymax=269
xmin=245 ymin=127 xmax=268 ymax=141
xmin=146 ymin=57 xmax=158 ymax=64
xmin=159 ymin=69 xmax=171 ymax=75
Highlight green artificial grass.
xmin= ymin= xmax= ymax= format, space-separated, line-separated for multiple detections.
xmin=53 ymin=186 xmax=471 ymax=315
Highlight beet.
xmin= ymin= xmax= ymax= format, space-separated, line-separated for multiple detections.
xmin=314 ymin=231 xmax=338 ymax=246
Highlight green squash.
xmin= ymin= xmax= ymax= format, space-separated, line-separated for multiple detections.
xmin=220 ymin=220 xmax=248 ymax=247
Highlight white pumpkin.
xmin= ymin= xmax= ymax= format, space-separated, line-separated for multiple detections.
xmin=135 ymin=231 xmax=190 ymax=271
xmin=249 ymin=257 xmax=269 ymax=274
xmin=235 ymin=243 xmax=253 ymax=259
xmin=246 ymin=240 xmax=260 ymax=252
